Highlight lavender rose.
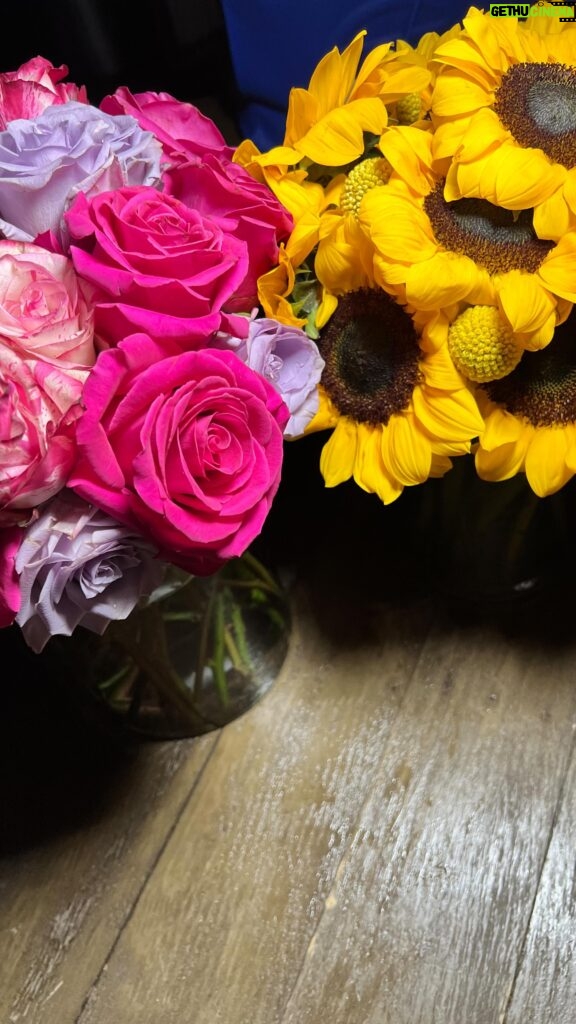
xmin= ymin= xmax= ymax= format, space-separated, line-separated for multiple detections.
xmin=14 ymin=490 xmax=165 ymax=653
xmin=218 ymin=317 xmax=325 ymax=437
xmin=0 ymin=102 xmax=162 ymax=243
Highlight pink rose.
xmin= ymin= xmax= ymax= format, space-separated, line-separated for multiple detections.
xmin=0 ymin=240 xmax=95 ymax=367
xmin=164 ymin=154 xmax=293 ymax=312
xmin=68 ymin=334 xmax=289 ymax=575
xmin=0 ymin=526 xmax=22 ymax=626
xmin=100 ymin=88 xmax=235 ymax=166
xmin=66 ymin=186 xmax=251 ymax=347
xmin=0 ymin=345 xmax=86 ymax=526
xmin=0 ymin=56 xmax=87 ymax=129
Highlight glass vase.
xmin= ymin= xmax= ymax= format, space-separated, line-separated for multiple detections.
xmin=38 ymin=551 xmax=292 ymax=741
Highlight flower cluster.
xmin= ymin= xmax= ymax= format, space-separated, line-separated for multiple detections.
xmin=0 ymin=57 xmax=324 ymax=652
xmin=236 ymin=5 xmax=576 ymax=504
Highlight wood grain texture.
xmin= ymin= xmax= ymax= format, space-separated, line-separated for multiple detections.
xmin=2 ymin=556 xmax=576 ymax=1024
xmin=276 ymin=616 xmax=576 ymax=1024
xmin=75 ymin=586 xmax=434 ymax=1024
xmin=0 ymin=680 xmax=218 ymax=1024
xmin=504 ymin=742 xmax=576 ymax=1024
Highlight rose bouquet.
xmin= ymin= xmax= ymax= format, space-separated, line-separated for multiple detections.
xmin=0 ymin=57 xmax=324 ymax=735
xmin=234 ymin=4 xmax=576 ymax=603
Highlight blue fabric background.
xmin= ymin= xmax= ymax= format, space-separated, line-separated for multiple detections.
xmin=220 ymin=0 xmax=470 ymax=148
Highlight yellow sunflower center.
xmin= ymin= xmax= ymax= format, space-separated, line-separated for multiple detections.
xmin=423 ymin=182 xmax=554 ymax=274
xmin=482 ymin=310 xmax=576 ymax=426
xmin=495 ymin=62 xmax=576 ymax=169
xmin=340 ymin=158 xmax=391 ymax=218
xmin=319 ymin=288 xmax=422 ymax=425
xmin=448 ymin=306 xmax=524 ymax=383
xmin=395 ymin=93 xmax=422 ymax=125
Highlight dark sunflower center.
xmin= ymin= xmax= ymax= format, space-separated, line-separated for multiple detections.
xmin=424 ymin=182 xmax=554 ymax=274
xmin=482 ymin=309 xmax=576 ymax=426
xmin=495 ymin=62 xmax=576 ymax=168
xmin=318 ymin=289 xmax=421 ymax=425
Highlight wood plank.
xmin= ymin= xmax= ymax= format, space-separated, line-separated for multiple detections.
xmin=504 ymin=741 xmax=576 ymax=1024
xmin=74 ymin=584 xmax=434 ymax=1024
xmin=275 ymin=614 xmax=576 ymax=1024
xmin=0 ymin=647 xmax=219 ymax=1024
xmin=76 ymin=592 xmax=576 ymax=1024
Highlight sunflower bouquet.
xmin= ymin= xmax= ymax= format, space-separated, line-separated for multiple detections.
xmin=236 ymin=4 xmax=576 ymax=518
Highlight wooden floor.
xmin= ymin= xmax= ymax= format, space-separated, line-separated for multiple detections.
xmin=1 ymin=439 xmax=575 ymax=1024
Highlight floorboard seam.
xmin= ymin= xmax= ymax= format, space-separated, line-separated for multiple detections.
xmin=500 ymin=727 xmax=576 ymax=1024
xmin=72 ymin=731 xmax=222 ymax=1024
xmin=275 ymin=613 xmax=438 ymax=1024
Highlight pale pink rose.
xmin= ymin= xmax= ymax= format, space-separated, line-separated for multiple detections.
xmin=66 ymin=185 xmax=251 ymax=347
xmin=164 ymin=155 xmax=293 ymax=312
xmin=0 ymin=344 xmax=86 ymax=526
xmin=68 ymin=333 xmax=289 ymax=575
xmin=100 ymin=88 xmax=234 ymax=166
xmin=0 ymin=56 xmax=87 ymax=129
xmin=0 ymin=526 xmax=22 ymax=626
xmin=0 ymin=240 xmax=95 ymax=367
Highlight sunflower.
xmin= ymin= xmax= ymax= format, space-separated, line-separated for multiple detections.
xmin=358 ymin=125 xmax=576 ymax=348
xmin=234 ymin=30 xmax=439 ymax=332
xmin=429 ymin=6 xmax=576 ymax=236
xmin=304 ymin=288 xmax=484 ymax=504
xmin=474 ymin=307 xmax=576 ymax=496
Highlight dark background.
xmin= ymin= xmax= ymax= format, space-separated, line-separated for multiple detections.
xmin=1 ymin=0 xmax=240 ymax=116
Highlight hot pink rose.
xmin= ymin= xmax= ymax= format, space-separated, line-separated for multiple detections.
xmin=66 ymin=186 xmax=251 ymax=347
xmin=0 ymin=526 xmax=22 ymax=626
xmin=0 ymin=240 xmax=95 ymax=367
xmin=68 ymin=334 xmax=289 ymax=575
xmin=0 ymin=344 xmax=86 ymax=526
xmin=100 ymin=88 xmax=235 ymax=166
xmin=0 ymin=56 xmax=87 ymax=129
xmin=164 ymin=154 xmax=293 ymax=312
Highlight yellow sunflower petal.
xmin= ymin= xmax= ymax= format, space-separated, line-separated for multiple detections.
xmin=431 ymin=71 xmax=492 ymax=118
xmin=295 ymin=98 xmax=388 ymax=165
xmin=412 ymin=384 xmax=484 ymax=441
xmin=316 ymin=291 xmax=338 ymax=329
xmin=380 ymin=411 xmax=432 ymax=486
xmin=420 ymin=344 xmax=467 ymax=390
xmin=525 ymin=428 xmax=573 ymax=497
xmin=319 ymin=418 xmax=357 ymax=486
xmin=405 ymin=252 xmax=481 ymax=309
xmin=304 ymin=390 xmax=339 ymax=434
xmin=352 ymin=424 xmax=403 ymax=503
xmin=477 ymin=403 xmax=523 ymax=450
xmin=475 ymin=435 xmax=530 ymax=482
xmin=538 ymin=234 xmax=576 ymax=302
xmin=378 ymin=126 xmax=434 ymax=196
xmin=430 ymin=453 xmax=454 ymax=477
xmin=453 ymin=141 xmax=565 ymax=209
xmin=360 ymin=190 xmax=437 ymax=262
xmin=496 ymin=271 xmax=556 ymax=335
xmin=308 ymin=33 xmax=366 ymax=115
xmin=533 ymin=187 xmax=575 ymax=243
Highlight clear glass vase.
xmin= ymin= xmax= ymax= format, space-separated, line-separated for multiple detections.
xmin=39 ymin=551 xmax=292 ymax=741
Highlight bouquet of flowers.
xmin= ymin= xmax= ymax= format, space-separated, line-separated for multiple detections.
xmin=231 ymin=3 xmax=576 ymax=602
xmin=0 ymin=57 xmax=324 ymax=734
